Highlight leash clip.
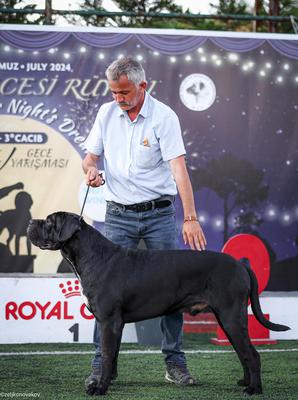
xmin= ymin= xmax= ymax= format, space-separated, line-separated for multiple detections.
xmin=98 ymin=172 xmax=105 ymax=186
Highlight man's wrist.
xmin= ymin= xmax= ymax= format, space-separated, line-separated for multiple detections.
xmin=183 ymin=215 xmax=198 ymax=223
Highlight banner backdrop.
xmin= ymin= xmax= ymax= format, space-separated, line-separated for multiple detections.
xmin=0 ymin=276 xmax=137 ymax=343
xmin=0 ymin=27 xmax=297 ymax=290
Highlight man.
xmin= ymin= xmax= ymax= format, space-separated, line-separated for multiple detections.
xmin=82 ymin=57 xmax=206 ymax=390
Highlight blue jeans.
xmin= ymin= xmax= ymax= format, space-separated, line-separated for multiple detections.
xmin=91 ymin=199 xmax=186 ymax=368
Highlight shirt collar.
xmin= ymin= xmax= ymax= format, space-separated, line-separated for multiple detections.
xmin=139 ymin=91 xmax=149 ymax=118
xmin=116 ymin=91 xmax=149 ymax=119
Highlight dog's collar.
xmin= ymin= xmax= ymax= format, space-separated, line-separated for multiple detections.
xmin=62 ymin=253 xmax=81 ymax=281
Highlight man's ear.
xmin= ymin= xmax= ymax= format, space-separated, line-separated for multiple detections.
xmin=58 ymin=216 xmax=81 ymax=242
xmin=140 ymin=81 xmax=147 ymax=90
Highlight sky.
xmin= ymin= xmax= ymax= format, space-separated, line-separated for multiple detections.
xmin=171 ymin=0 xmax=254 ymax=13
xmin=17 ymin=0 xmax=228 ymax=25
xmin=51 ymin=0 xmax=255 ymax=13
xmin=19 ymin=0 xmax=256 ymax=25
xmin=17 ymin=0 xmax=223 ymax=25
xmin=101 ymin=0 xmax=216 ymax=14
xmin=19 ymin=0 xmax=231 ymax=14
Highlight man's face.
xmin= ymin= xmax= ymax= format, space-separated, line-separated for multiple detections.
xmin=108 ymin=74 xmax=146 ymax=112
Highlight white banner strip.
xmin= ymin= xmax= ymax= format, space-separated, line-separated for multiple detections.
xmin=1 ymin=348 xmax=298 ymax=356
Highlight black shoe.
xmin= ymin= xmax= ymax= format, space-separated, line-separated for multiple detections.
xmin=165 ymin=363 xmax=197 ymax=386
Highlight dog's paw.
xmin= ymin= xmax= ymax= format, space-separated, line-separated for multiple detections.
xmin=237 ymin=378 xmax=249 ymax=387
xmin=243 ymin=385 xmax=262 ymax=396
xmin=94 ymin=384 xmax=108 ymax=396
xmin=111 ymin=370 xmax=118 ymax=381
xmin=86 ymin=384 xmax=97 ymax=396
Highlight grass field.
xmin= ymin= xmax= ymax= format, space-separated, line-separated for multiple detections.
xmin=0 ymin=334 xmax=297 ymax=400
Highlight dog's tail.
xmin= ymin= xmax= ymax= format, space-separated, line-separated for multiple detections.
xmin=247 ymin=266 xmax=290 ymax=332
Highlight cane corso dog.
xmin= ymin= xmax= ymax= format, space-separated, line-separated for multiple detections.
xmin=27 ymin=212 xmax=290 ymax=396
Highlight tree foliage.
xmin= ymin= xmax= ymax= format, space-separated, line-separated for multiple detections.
xmin=104 ymin=0 xmax=183 ymax=28
xmin=210 ymin=0 xmax=248 ymax=14
xmin=65 ymin=0 xmax=110 ymax=27
xmin=254 ymin=0 xmax=298 ymax=33
xmin=0 ymin=0 xmax=42 ymax=24
xmin=1 ymin=0 xmax=295 ymax=32
xmin=190 ymin=153 xmax=269 ymax=244
xmin=210 ymin=0 xmax=251 ymax=31
xmin=109 ymin=0 xmax=239 ymax=30
xmin=63 ymin=0 xmax=297 ymax=32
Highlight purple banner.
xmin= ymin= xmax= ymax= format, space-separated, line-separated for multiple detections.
xmin=0 ymin=27 xmax=297 ymax=291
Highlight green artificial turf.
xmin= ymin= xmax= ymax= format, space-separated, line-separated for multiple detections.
xmin=0 ymin=334 xmax=297 ymax=400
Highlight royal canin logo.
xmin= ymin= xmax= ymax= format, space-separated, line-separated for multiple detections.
xmin=5 ymin=279 xmax=94 ymax=321
xmin=59 ymin=280 xmax=81 ymax=298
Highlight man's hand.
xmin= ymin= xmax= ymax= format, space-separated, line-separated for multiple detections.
xmin=183 ymin=220 xmax=207 ymax=251
xmin=86 ymin=167 xmax=104 ymax=187
xmin=82 ymin=153 xmax=102 ymax=187
xmin=169 ymin=156 xmax=207 ymax=251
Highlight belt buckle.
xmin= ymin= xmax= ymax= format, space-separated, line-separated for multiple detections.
xmin=135 ymin=204 xmax=142 ymax=212
xmin=138 ymin=202 xmax=149 ymax=212
xmin=141 ymin=203 xmax=147 ymax=212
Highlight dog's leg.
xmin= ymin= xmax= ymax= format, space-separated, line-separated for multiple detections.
xmin=213 ymin=306 xmax=262 ymax=396
xmin=111 ymin=329 xmax=123 ymax=381
xmin=93 ymin=314 xmax=124 ymax=396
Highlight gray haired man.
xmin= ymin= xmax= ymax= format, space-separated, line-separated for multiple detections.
xmin=82 ymin=57 xmax=206 ymax=390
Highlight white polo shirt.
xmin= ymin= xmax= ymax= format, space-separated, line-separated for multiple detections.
xmin=84 ymin=92 xmax=186 ymax=205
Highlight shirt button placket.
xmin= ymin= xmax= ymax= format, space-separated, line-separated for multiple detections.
xmin=128 ymin=120 xmax=136 ymax=193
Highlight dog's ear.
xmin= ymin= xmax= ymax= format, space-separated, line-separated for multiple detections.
xmin=58 ymin=215 xmax=81 ymax=242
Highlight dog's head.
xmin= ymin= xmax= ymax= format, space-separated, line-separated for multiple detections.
xmin=27 ymin=212 xmax=81 ymax=250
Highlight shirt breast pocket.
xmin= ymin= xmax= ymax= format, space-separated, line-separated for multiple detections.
xmin=136 ymin=144 xmax=161 ymax=169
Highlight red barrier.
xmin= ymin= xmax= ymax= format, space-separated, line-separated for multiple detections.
xmin=183 ymin=313 xmax=217 ymax=334
xmin=211 ymin=234 xmax=277 ymax=346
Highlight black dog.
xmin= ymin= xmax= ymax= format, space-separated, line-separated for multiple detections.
xmin=27 ymin=212 xmax=290 ymax=396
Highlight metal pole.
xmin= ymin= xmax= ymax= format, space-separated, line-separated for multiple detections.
xmin=45 ymin=0 xmax=52 ymax=25
xmin=269 ymin=0 xmax=280 ymax=33
xmin=253 ymin=0 xmax=262 ymax=32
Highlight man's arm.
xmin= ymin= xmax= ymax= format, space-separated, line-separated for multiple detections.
xmin=82 ymin=153 xmax=103 ymax=187
xmin=169 ymin=155 xmax=207 ymax=251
